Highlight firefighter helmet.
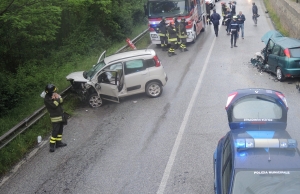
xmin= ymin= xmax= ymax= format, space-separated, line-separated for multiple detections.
xmin=45 ymin=84 xmax=57 ymax=94
xmin=181 ymin=17 xmax=186 ymax=22
xmin=233 ymin=15 xmax=238 ymax=19
xmin=173 ymin=17 xmax=178 ymax=22
xmin=162 ymin=17 xmax=166 ymax=22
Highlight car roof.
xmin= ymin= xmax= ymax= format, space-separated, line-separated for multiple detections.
xmin=261 ymin=30 xmax=300 ymax=49
xmin=104 ymin=49 xmax=156 ymax=65
xmin=231 ymin=129 xmax=300 ymax=170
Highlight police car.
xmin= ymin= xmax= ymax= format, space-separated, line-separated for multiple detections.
xmin=213 ymin=88 xmax=300 ymax=194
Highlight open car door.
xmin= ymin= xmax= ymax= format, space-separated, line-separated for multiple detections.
xmin=225 ymin=88 xmax=288 ymax=130
xmin=97 ymin=50 xmax=106 ymax=63
xmin=95 ymin=71 xmax=120 ymax=103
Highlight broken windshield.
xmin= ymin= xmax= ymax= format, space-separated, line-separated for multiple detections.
xmin=84 ymin=61 xmax=106 ymax=80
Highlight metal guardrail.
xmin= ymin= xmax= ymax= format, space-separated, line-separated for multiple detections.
xmin=0 ymin=28 xmax=149 ymax=150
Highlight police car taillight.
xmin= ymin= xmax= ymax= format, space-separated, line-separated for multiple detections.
xmin=275 ymin=92 xmax=288 ymax=109
xmin=225 ymin=92 xmax=238 ymax=109
xmin=153 ymin=55 xmax=161 ymax=67
xmin=236 ymin=138 xmax=297 ymax=149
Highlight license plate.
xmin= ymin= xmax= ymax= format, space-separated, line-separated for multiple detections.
xmin=151 ymin=34 xmax=158 ymax=39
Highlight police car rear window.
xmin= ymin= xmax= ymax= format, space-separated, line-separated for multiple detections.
xmin=233 ymin=96 xmax=282 ymax=120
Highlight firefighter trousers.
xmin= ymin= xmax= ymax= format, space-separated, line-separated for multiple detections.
xmin=50 ymin=122 xmax=64 ymax=144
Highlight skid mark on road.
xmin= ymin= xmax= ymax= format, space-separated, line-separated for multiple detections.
xmin=156 ymin=37 xmax=217 ymax=194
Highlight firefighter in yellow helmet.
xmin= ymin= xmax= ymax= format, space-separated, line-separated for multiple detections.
xmin=167 ymin=21 xmax=177 ymax=57
xmin=44 ymin=84 xmax=67 ymax=152
xmin=178 ymin=18 xmax=188 ymax=52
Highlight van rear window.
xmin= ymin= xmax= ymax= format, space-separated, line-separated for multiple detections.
xmin=145 ymin=59 xmax=156 ymax=68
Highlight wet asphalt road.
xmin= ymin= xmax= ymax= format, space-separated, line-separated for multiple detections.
xmin=2 ymin=1 xmax=300 ymax=194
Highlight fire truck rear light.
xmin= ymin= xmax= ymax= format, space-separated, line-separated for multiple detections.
xmin=153 ymin=55 xmax=161 ymax=67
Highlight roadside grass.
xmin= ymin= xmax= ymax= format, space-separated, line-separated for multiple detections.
xmin=263 ymin=0 xmax=290 ymax=36
xmin=0 ymin=24 xmax=150 ymax=176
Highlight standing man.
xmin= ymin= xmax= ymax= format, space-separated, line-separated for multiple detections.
xmin=206 ymin=1 xmax=211 ymax=25
xmin=231 ymin=1 xmax=236 ymax=16
xmin=167 ymin=21 xmax=177 ymax=57
xmin=229 ymin=15 xmax=239 ymax=48
xmin=210 ymin=9 xmax=221 ymax=37
xmin=158 ymin=17 xmax=168 ymax=51
xmin=225 ymin=8 xmax=232 ymax=35
xmin=221 ymin=2 xmax=227 ymax=25
xmin=178 ymin=18 xmax=188 ymax=52
xmin=237 ymin=11 xmax=246 ymax=39
xmin=252 ymin=2 xmax=259 ymax=25
xmin=173 ymin=17 xmax=180 ymax=49
xmin=44 ymin=84 xmax=67 ymax=152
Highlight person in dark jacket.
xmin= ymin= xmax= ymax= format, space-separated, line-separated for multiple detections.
xmin=44 ymin=84 xmax=67 ymax=152
xmin=167 ymin=21 xmax=177 ymax=57
xmin=210 ymin=9 xmax=221 ymax=37
xmin=237 ymin=11 xmax=246 ymax=39
xmin=158 ymin=17 xmax=168 ymax=51
xmin=178 ymin=18 xmax=188 ymax=52
xmin=225 ymin=8 xmax=232 ymax=35
xmin=252 ymin=2 xmax=259 ymax=25
xmin=231 ymin=1 xmax=236 ymax=16
xmin=229 ymin=15 xmax=239 ymax=48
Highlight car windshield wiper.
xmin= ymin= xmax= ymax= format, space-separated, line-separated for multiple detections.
xmin=256 ymin=96 xmax=276 ymax=103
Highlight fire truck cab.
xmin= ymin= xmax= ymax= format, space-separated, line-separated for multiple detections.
xmin=145 ymin=0 xmax=206 ymax=45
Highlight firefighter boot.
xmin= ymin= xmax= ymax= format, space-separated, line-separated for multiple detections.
xmin=172 ymin=52 xmax=177 ymax=56
xmin=56 ymin=141 xmax=67 ymax=148
xmin=49 ymin=143 xmax=55 ymax=152
xmin=168 ymin=52 xmax=173 ymax=57
xmin=184 ymin=48 xmax=188 ymax=52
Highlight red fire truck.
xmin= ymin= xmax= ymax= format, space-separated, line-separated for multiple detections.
xmin=144 ymin=0 xmax=207 ymax=45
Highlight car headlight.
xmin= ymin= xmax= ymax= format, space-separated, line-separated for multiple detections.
xmin=84 ymin=83 xmax=91 ymax=89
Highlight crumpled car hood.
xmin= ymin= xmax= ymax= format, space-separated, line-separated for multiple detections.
xmin=66 ymin=71 xmax=88 ymax=82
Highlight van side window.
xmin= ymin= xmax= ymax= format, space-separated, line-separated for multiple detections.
xmin=145 ymin=59 xmax=156 ymax=68
xmin=124 ymin=59 xmax=146 ymax=75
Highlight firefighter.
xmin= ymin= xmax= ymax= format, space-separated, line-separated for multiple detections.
xmin=44 ymin=84 xmax=67 ymax=152
xmin=221 ymin=2 xmax=227 ymax=25
xmin=167 ymin=21 xmax=177 ymax=57
xmin=158 ymin=17 xmax=168 ymax=51
xmin=206 ymin=1 xmax=211 ymax=25
xmin=178 ymin=18 xmax=188 ymax=52
xmin=173 ymin=17 xmax=180 ymax=49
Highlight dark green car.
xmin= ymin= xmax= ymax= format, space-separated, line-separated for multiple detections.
xmin=261 ymin=30 xmax=300 ymax=81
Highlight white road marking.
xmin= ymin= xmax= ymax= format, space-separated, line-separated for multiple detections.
xmin=156 ymin=37 xmax=216 ymax=194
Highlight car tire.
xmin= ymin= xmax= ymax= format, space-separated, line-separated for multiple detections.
xmin=146 ymin=81 xmax=163 ymax=98
xmin=88 ymin=93 xmax=103 ymax=108
xmin=276 ymin=67 xmax=285 ymax=82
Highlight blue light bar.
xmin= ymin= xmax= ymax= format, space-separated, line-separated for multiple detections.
xmin=235 ymin=138 xmax=297 ymax=149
